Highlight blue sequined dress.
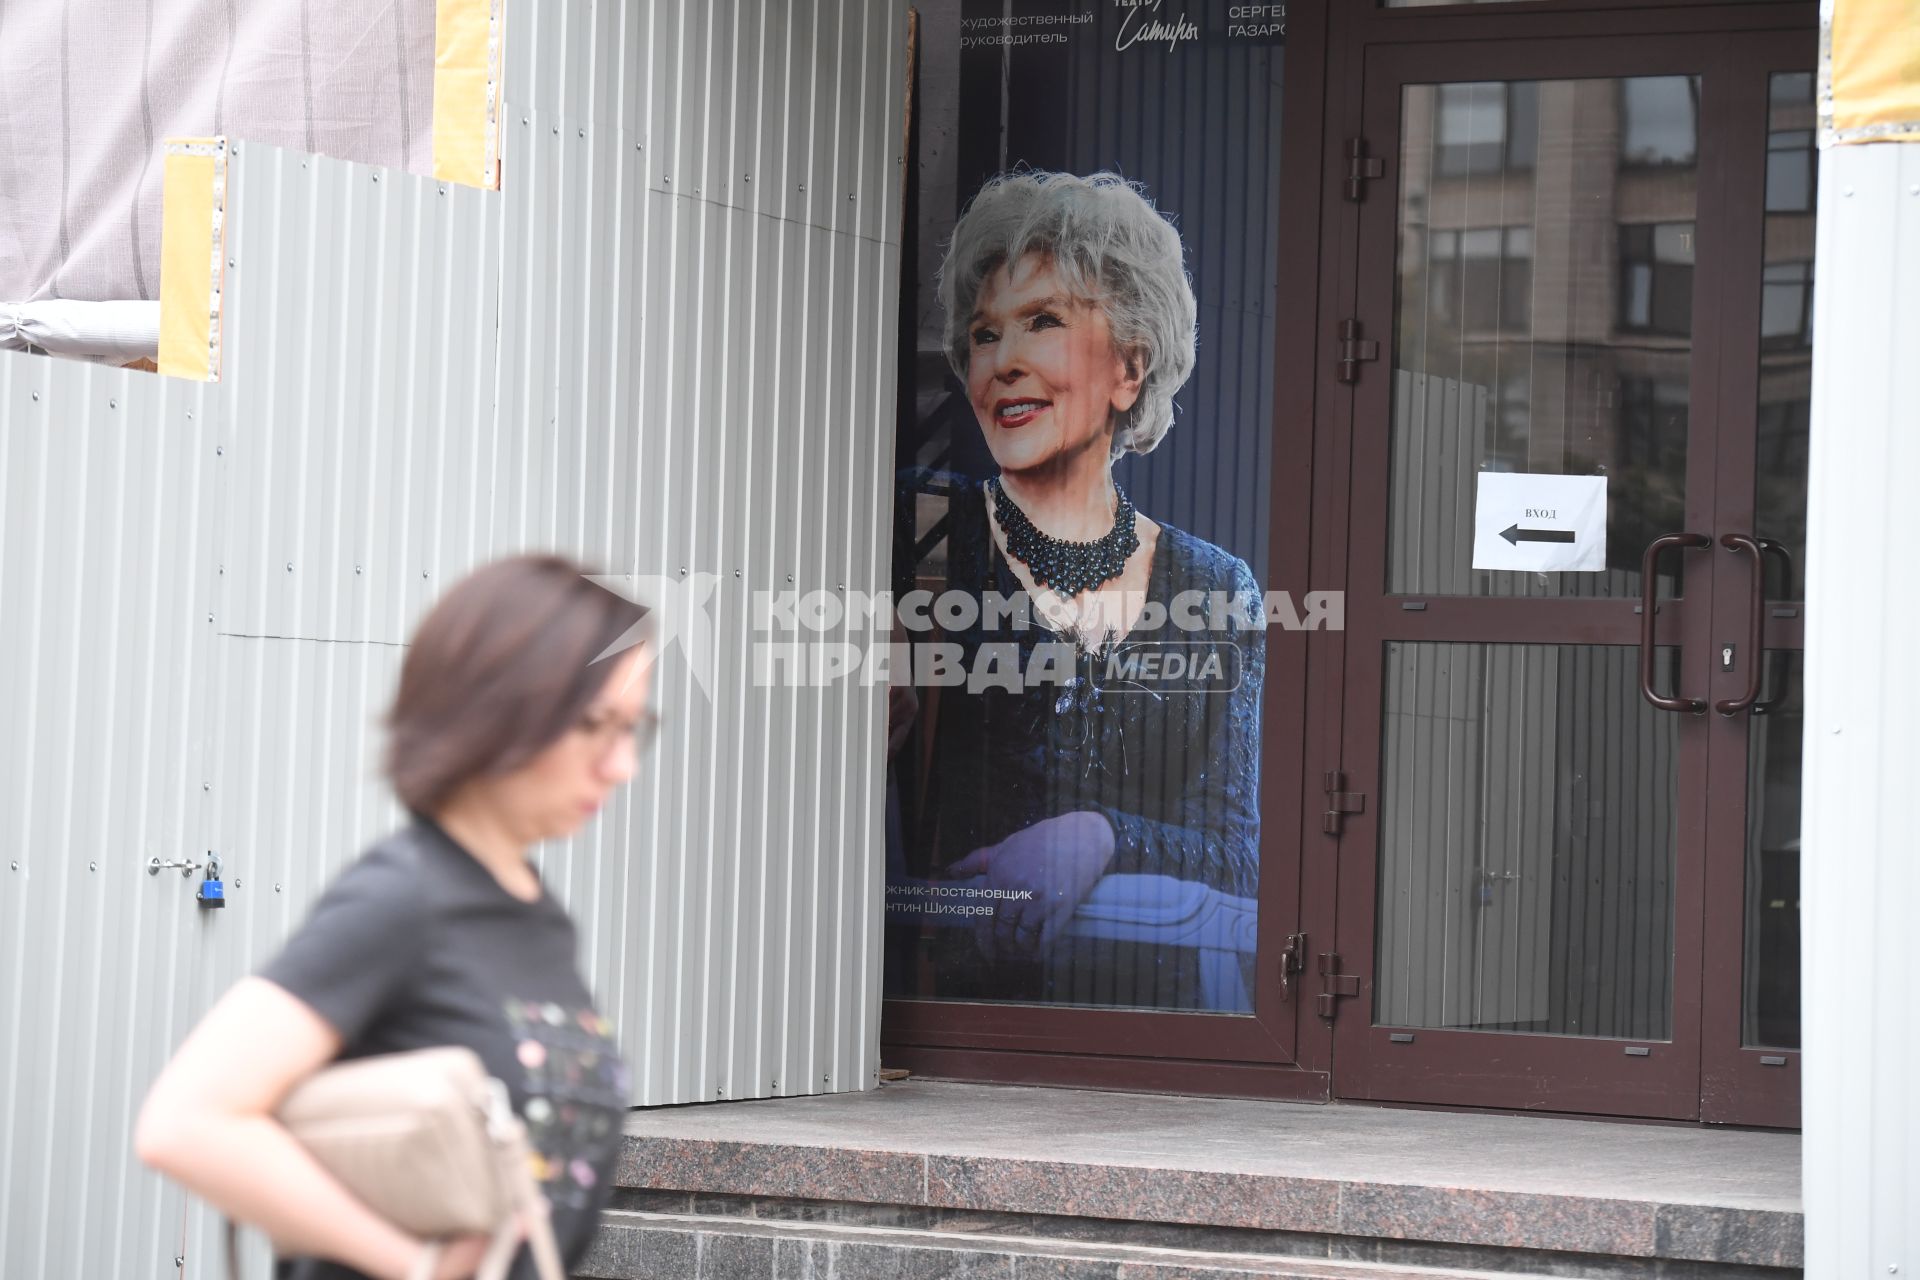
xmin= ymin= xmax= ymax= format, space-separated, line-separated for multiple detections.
xmin=889 ymin=476 xmax=1265 ymax=1011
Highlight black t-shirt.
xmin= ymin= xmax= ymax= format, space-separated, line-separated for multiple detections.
xmin=261 ymin=817 xmax=629 ymax=1280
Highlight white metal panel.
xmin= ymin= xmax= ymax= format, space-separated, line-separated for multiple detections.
xmin=1800 ymin=141 xmax=1920 ymax=1279
xmin=0 ymin=356 xmax=223 ymax=1277
xmin=2 ymin=0 xmax=905 ymax=1274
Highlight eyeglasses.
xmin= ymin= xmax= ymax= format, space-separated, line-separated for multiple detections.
xmin=572 ymin=706 xmax=662 ymax=759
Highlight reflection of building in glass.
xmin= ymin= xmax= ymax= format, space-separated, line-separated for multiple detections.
xmin=1392 ymin=74 xmax=1815 ymax=600
xmin=1397 ymin=76 xmax=1702 ymax=591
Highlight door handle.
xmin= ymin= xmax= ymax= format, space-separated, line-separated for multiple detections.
xmin=1639 ymin=532 xmax=1710 ymax=714
xmin=1753 ymin=648 xmax=1793 ymax=716
xmin=1758 ymin=537 xmax=1794 ymax=601
xmin=1716 ymin=533 xmax=1767 ymax=716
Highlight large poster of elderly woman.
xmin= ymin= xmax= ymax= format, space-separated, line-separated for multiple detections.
xmin=886 ymin=5 xmax=1285 ymax=1015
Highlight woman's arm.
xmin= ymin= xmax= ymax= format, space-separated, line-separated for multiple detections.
xmin=135 ymin=978 xmax=493 ymax=1280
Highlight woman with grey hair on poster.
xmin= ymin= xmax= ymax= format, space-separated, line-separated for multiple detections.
xmin=894 ymin=169 xmax=1266 ymax=1011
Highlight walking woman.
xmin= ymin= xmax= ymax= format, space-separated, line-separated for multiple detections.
xmin=137 ymin=555 xmax=653 ymax=1279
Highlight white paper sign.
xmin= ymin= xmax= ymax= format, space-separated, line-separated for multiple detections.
xmin=1471 ymin=473 xmax=1608 ymax=573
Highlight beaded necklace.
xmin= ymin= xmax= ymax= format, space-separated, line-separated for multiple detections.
xmin=987 ymin=475 xmax=1139 ymax=600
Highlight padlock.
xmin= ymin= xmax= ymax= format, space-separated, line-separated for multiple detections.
xmin=197 ymin=864 xmax=227 ymax=909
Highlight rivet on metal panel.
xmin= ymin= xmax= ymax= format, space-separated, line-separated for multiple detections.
xmin=9 ymin=862 xmax=17 ymax=871
xmin=234 ymin=879 xmax=241 ymax=889
xmin=679 ymin=566 xmax=687 ymax=576
xmin=89 ymin=861 xmax=97 ymax=872
xmin=787 ymin=574 xmax=794 ymax=583
xmin=798 ymin=184 xmax=806 ymax=192
xmin=664 ymin=176 xmax=671 ymax=184
xmin=216 ymin=445 xmax=223 ymax=456
xmin=848 ymin=194 xmax=855 ymax=202
xmin=186 ymin=411 xmax=193 ymax=420
xmin=372 ymin=173 xmax=380 ymax=183
xmin=1844 ymin=188 xmax=1854 ymax=197
xmin=208 ymin=613 xmax=214 ymax=623
xmin=287 ymin=562 xmax=294 ymax=572
xmin=439 ymin=187 xmax=447 ymax=196
xmin=744 ymin=175 xmax=752 ymax=183
xmin=552 ymin=124 xmax=559 ymax=135
xmin=735 ymin=569 xmax=742 ymax=578
xmin=229 ymin=259 xmax=237 ymax=269
xmin=355 ymin=565 xmax=363 ymax=575
xmin=218 ymin=565 xmax=224 ymax=575
xmin=30 ymin=391 xmax=39 ymax=401
xmin=109 ymin=399 xmax=118 ymax=409
xmin=203 ymin=781 xmax=211 ymax=791
xmin=523 ymin=116 xmax=530 ymax=125
xmin=274 ymin=883 xmax=282 ymax=893
xmin=578 ymin=128 xmax=585 ymax=139
xmin=422 ymin=569 xmax=430 ymax=579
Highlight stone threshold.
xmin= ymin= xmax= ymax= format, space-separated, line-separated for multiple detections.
xmin=579 ymin=1206 xmax=1597 ymax=1279
xmin=614 ymin=1080 xmax=1802 ymax=1274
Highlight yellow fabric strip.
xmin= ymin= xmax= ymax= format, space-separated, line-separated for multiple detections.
xmin=1826 ymin=0 xmax=1920 ymax=144
xmin=158 ymin=138 xmax=226 ymax=382
xmin=433 ymin=0 xmax=503 ymax=188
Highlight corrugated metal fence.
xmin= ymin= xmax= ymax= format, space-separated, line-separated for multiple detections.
xmin=0 ymin=2 xmax=906 ymax=1275
xmin=1799 ymin=139 xmax=1920 ymax=1279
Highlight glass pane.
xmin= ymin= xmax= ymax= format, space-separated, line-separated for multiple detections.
xmin=1745 ymin=650 xmax=1802 ymax=1049
xmin=1742 ymin=72 xmax=1815 ymax=1053
xmin=1756 ymin=72 xmax=1816 ymax=601
xmin=1389 ymin=78 xmax=1699 ymax=599
xmin=1376 ymin=642 xmax=1678 ymax=1040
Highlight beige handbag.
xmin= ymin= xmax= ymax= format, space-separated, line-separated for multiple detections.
xmin=227 ymin=1046 xmax=567 ymax=1280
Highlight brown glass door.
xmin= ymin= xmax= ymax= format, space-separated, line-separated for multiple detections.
xmin=1699 ymin=55 xmax=1815 ymax=1127
xmin=1328 ymin=30 xmax=1812 ymax=1121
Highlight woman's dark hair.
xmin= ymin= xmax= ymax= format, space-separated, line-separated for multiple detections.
xmin=385 ymin=554 xmax=651 ymax=812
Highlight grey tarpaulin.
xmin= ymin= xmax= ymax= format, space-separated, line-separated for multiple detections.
xmin=0 ymin=0 xmax=436 ymax=305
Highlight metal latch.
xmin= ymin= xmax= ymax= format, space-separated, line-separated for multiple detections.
xmin=149 ymin=856 xmax=205 ymax=878
xmin=1336 ymin=320 xmax=1380 ymax=385
xmin=1323 ymin=770 xmax=1367 ymax=834
xmin=1280 ymin=932 xmax=1308 ymax=1000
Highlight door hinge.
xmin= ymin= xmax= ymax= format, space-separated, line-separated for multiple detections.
xmin=1345 ymin=137 xmax=1385 ymax=202
xmin=1317 ymin=951 xmax=1361 ymax=1020
xmin=1322 ymin=769 xmax=1367 ymax=834
xmin=1336 ymin=320 xmax=1380 ymax=385
xmin=1279 ymin=932 xmax=1308 ymax=1000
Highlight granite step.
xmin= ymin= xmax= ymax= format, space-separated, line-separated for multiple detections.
xmin=575 ymin=1207 xmax=1569 ymax=1280
xmin=609 ymin=1081 xmax=1801 ymax=1278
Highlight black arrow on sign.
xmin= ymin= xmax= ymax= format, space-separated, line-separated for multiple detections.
xmin=1500 ymin=523 xmax=1576 ymax=545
